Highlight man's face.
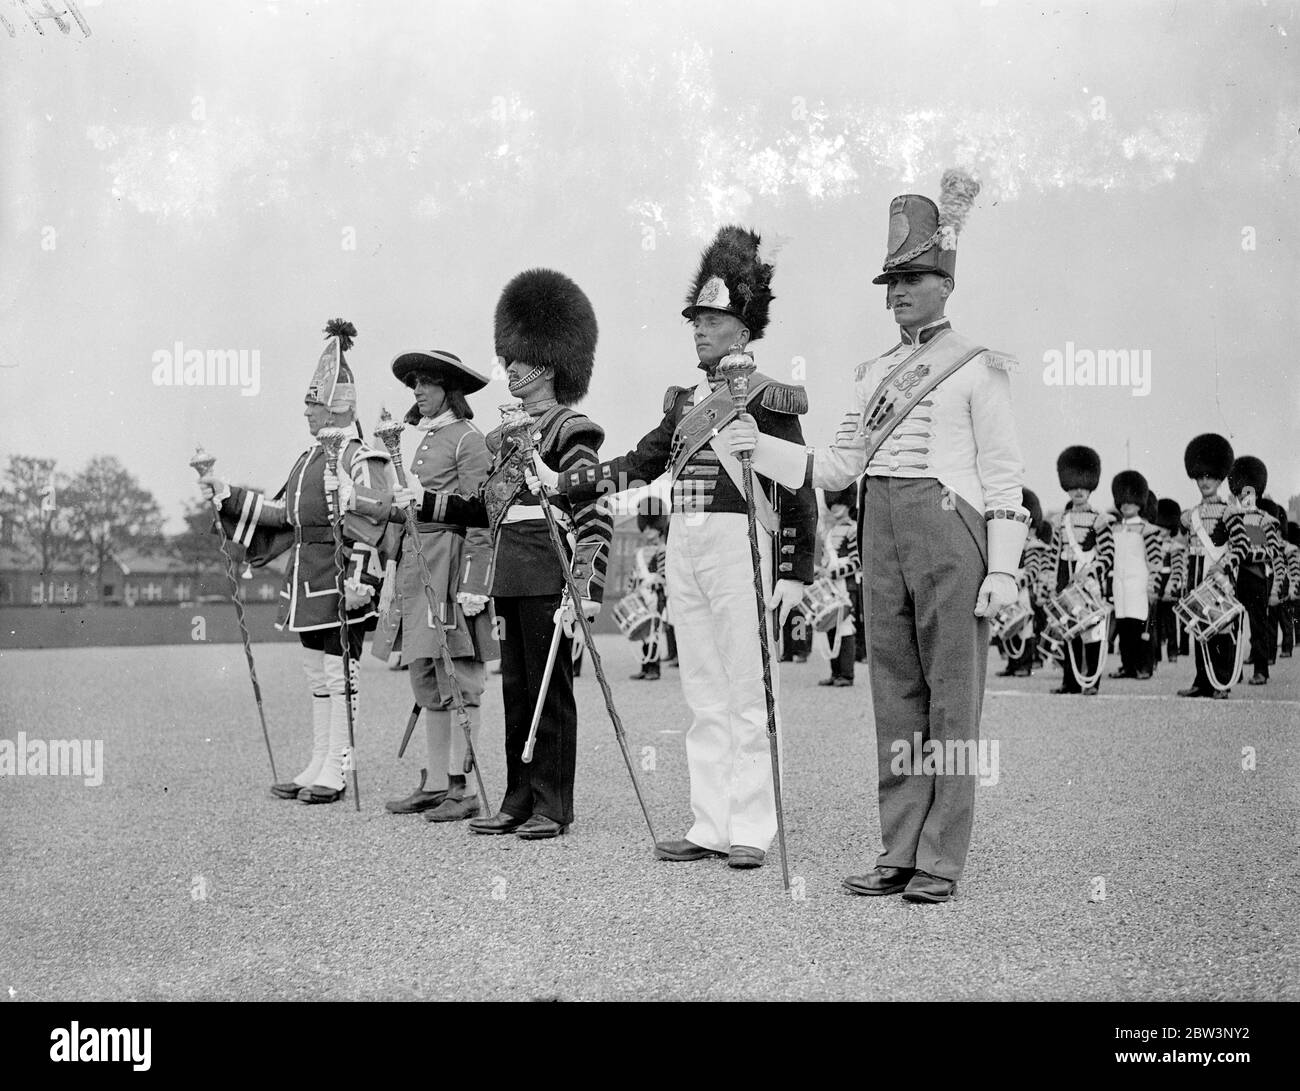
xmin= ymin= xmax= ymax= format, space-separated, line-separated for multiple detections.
xmin=303 ymin=400 xmax=333 ymax=436
xmin=505 ymin=359 xmax=554 ymax=398
xmin=692 ymin=311 xmax=749 ymax=367
xmin=885 ymin=272 xmax=951 ymax=328
xmin=828 ymin=502 xmax=850 ymax=522
xmin=1196 ymin=475 xmax=1222 ymax=500
xmin=409 ymin=373 xmax=448 ymax=418
xmin=640 ymin=526 xmax=662 ymax=544
xmin=1068 ymin=487 xmax=1092 ymax=506
xmin=1120 ymin=502 xmax=1141 ymax=518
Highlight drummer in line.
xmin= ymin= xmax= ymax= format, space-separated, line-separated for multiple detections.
xmin=816 ymin=486 xmax=860 ymax=687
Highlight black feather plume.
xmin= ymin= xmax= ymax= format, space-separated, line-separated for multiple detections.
xmin=323 ymin=318 xmax=357 ymax=352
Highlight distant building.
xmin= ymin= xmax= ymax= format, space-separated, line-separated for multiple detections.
xmin=0 ymin=546 xmax=92 ymax=606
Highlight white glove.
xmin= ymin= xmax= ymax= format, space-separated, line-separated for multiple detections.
xmin=580 ymin=597 xmax=600 ymax=621
xmin=526 ymin=451 xmax=560 ymax=495
xmin=974 ymin=572 xmax=1018 ymax=618
xmin=771 ymin=579 xmax=805 ymax=626
xmin=723 ymin=412 xmax=760 ymax=456
xmin=343 ymin=576 xmax=374 ymax=609
xmin=457 ymin=592 xmax=489 ymax=617
xmin=377 ymin=560 xmax=397 ymax=615
xmin=198 ymin=475 xmax=230 ymax=506
xmin=393 ymin=484 xmax=421 ymax=509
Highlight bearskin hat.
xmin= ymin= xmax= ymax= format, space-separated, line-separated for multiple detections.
xmin=1111 ymin=470 xmax=1149 ymax=510
xmin=1183 ymin=433 xmax=1234 ymax=481
xmin=1056 ymin=445 xmax=1101 ymax=491
xmin=823 ymin=485 xmax=859 ymax=519
xmin=681 ymin=225 xmax=775 ymax=341
xmin=1257 ymin=497 xmax=1283 ymax=523
xmin=1228 ymin=455 xmax=1267 ymax=498
xmin=1022 ymin=488 xmax=1043 ymax=531
xmin=494 ymin=269 xmax=597 ymax=406
xmin=636 ymin=494 xmax=670 ymax=535
xmin=1141 ymin=491 xmax=1158 ymax=525
xmin=1156 ymin=498 xmax=1183 ymax=532
xmin=1287 ymin=522 xmax=1300 ymax=549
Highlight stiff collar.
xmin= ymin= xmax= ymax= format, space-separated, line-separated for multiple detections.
xmin=899 ymin=317 xmax=952 ymax=346
xmin=415 ymin=408 xmax=458 ymax=433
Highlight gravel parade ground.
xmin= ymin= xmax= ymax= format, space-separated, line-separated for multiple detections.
xmin=2 ymin=640 xmax=1296 ymax=1002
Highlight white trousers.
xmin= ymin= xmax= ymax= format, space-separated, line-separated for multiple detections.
xmin=668 ymin=512 xmax=782 ymax=853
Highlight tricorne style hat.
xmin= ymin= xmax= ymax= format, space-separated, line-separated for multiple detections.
xmin=391 ymin=349 xmax=489 ymax=393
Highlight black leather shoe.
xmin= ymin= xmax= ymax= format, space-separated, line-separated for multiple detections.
xmin=629 ymin=670 xmax=647 ymax=680
xmin=1177 ymin=686 xmax=1209 ymax=697
xmin=1135 ymin=671 xmax=1152 ymax=680
xmin=384 ymin=769 xmax=448 ymax=814
xmin=515 ymin=814 xmax=569 ymax=839
xmin=1208 ymin=689 xmax=1229 ymax=700
xmin=298 ymin=784 xmax=346 ymax=804
xmin=842 ymin=866 xmax=915 ymax=896
xmin=424 ymin=794 xmax=480 ymax=822
xmin=902 ymin=870 xmax=958 ymax=903
xmin=271 ymin=782 xmax=304 ymax=800
xmin=995 ymin=666 xmax=1020 ymax=677
xmin=468 ymin=810 xmax=525 ymax=835
xmin=1249 ymin=673 xmax=1268 ymax=685
xmin=1107 ymin=670 xmax=1134 ymax=679
xmin=727 ymin=845 xmax=765 ymax=869
xmin=1081 ymin=685 xmax=1099 ymax=695
xmin=654 ymin=838 xmax=726 ymax=862
xmin=1051 ymin=685 xmax=1080 ymax=695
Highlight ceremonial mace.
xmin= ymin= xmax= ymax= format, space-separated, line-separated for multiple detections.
xmin=718 ymin=345 xmax=792 ymax=891
xmin=372 ymin=408 xmax=491 ymax=810
xmin=189 ymin=446 xmax=279 ymax=783
xmin=318 ymin=427 xmax=362 ymax=812
xmin=503 ymin=404 xmax=658 ymax=844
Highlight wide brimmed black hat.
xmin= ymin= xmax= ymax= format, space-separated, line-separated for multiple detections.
xmin=1183 ymin=433 xmax=1234 ymax=480
xmin=391 ymin=349 xmax=489 ymax=393
xmin=1057 ymin=445 xmax=1101 ymax=491
xmin=494 ymin=268 xmax=597 ymax=406
xmin=1111 ymin=470 xmax=1150 ymax=510
xmin=1228 ymin=455 xmax=1267 ymax=497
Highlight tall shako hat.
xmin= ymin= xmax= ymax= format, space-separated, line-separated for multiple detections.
xmin=636 ymin=494 xmax=670 ymax=535
xmin=681 ymin=225 xmax=775 ymax=341
xmin=1228 ymin=455 xmax=1267 ymax=497
xmin=1112 ymin=470 xmax=1150 ymax=510
xmin=494 ymin=269 xmax=597 ymax=406
xmin=391 ymin=349 xmax=489 ymax=393
xmin=1156 ymin=498 xmax=1182 ymax=531
xmin=306 ymin=319 xmax=358 ymax=413
xmin=872 ymin=168 xmax=980 ymax=286
xmin=1022 ymin=488 xmax=1043 ymax=531
xmin=1057 ymin=445 xmax=1101 ymax=492
xmin=1183 ymin=433 xmax=1234 ymax=480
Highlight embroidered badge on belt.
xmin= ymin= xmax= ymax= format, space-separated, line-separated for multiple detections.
xmin=894 ymin=362 xmax=930 ymax=394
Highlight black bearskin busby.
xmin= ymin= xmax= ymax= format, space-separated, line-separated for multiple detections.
xmin=1156 ymin=498 xmax=1182 ymax=533
xmin=1057 ymin=445 xmax=1101 ymax=491
xmin=636 ymin=494 xmax=670 ymax=535
xmin=1228 ymin=455 xmax=1267 ymax=498
xmin=1257 ymin=497 xmax=1284 ymax=523
xmin=494 ymin=268 xmax=597 ymax=406
xmin=1287 ymin=522 xmax=1300 ymax=549
xmin=681 ymin=225 xmax=775 ymax=341
xmin=1183 ymin=433 xmax=1234 ymax=481
xmin=1022 ymin=488 xmax=1043 ymax=533
xmin=1111 ymin=469 xmax=1150 ymax=511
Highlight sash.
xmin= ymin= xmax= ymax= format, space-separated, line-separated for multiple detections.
xmin=1190 ymin=508 xmax=1227 ymax=564
xmin=667 ymin=375 xmax=776 ymax=481
xmin=857 ymin=329 xmax=988 ymax=466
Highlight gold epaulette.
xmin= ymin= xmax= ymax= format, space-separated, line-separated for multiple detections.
xmin=663 ymin=385 xmax=690 ymax=414
xmin=983 ymin=350 xmax=1021 ymax=373
xmin=757 ymin=381 xmax=808 ymax=415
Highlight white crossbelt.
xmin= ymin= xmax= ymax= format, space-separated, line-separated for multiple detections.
xmin=502 ymin=503 xmax=572 ymax=529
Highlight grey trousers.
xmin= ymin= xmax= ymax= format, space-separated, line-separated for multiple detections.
xmin=861 ymin=477 xmax=989 ymax=881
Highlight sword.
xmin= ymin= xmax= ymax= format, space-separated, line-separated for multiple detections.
xmin=504 ymin=404 xmax=658 ymax=844
xmin=372 ymin=409 xmax=491 ymax=811
xmin=718 ymin=345 xmax=792 ymax=892
xmin=522 ymin=596 xmax=569 ymax=763
xmin=189 ymin=446 xmax=279 ymax=784
xmin=318 ymin=427 xmax=362 ymax=812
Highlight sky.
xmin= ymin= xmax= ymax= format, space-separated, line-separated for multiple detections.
xmin=2 ymin=0 xmax=1297 ymax=532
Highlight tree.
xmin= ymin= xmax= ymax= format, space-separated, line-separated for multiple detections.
xmin=0 ymin=455 xmax=79 ymax=603
xmin=63 ymin=456 xmax=167 ymax=600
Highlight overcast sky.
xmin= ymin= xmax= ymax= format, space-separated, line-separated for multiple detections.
xmin=3 ymin=0 xmax=1296 ymax=531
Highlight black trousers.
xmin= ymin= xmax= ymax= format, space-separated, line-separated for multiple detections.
xmin=1116 ymin=617 xmax=1149 ymax=675
xmin=1236 ymin=569 xmax=1271 ymax=679
xmin=495 ymin=594 xmax=577 ymax=825
xmin=1061 ymin=638 xmax=1101 ymax=691
xmin=825 ymin=626 xmax=856 ymax=680
xmin=1156 ymin=599 xmax=1180 ymax=661
xmin=299 ymin=624 xmax=366 ymax=659
xmin=1279 ymin=602 xmax=1296 ymax=656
